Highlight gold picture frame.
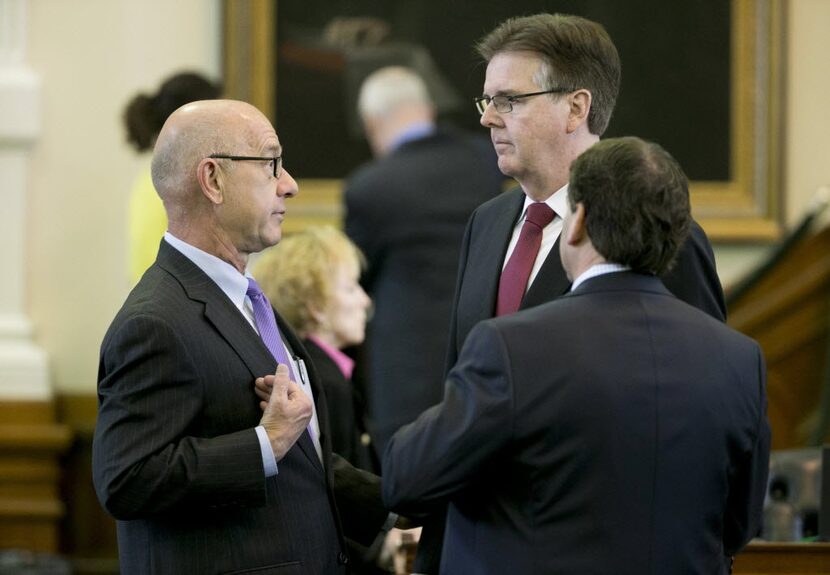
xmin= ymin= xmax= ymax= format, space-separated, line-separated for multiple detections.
xmin=224 ymin=0 xmax=785 ymax=240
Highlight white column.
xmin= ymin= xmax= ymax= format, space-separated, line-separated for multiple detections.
xmin=0 ymin=0 xmax=50 ymax=400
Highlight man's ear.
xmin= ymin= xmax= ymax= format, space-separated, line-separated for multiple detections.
xmin=196 ymin=158 xmax=225 ymax=205
xmin=564 ymin=202 xmax=588 ymax=246
xmin=566 ymin=89 xmax=592 ymax=133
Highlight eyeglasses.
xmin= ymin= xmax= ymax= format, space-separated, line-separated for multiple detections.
xmin=208 ymin=154 xmax=283 ymax=179
xmin=474 ymin=88 xmax=573 ymax=115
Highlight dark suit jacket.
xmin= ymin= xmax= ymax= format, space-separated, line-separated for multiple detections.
xmin=384 ymin=272 xmax=770 ymax=575
xmin=303 ymin=338 xmax=379 ymax=474
xmin=414 ymin=186 xmax=729 ymax=572
xmin=344 ymin=127 xmax=504 ymax=451
xmin=447 ymin=187 xmax=727 ymax=369
xmin=92 ymin=240 xmax=387 ymax=575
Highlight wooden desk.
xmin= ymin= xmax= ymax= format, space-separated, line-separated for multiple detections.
xmin=733 ymin=542 xmax=830 ymax=574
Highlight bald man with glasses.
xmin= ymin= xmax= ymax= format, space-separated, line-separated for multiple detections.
xmin=93 ymin=100 xmax=390 ymax=575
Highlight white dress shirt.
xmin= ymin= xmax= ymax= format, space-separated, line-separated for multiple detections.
xmin=502 ymin=184 xmax=570 ymax=292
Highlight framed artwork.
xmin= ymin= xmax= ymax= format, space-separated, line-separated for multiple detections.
xmin=224 ymin=0 xmax=785 ymax=240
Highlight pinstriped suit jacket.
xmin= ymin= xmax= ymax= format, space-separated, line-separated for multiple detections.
xmin=92 ymin=239 xmax=386 ymax=575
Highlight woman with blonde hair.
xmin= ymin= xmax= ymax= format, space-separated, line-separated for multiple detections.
xmin=253 ymin=226 xmax=378 ymax=473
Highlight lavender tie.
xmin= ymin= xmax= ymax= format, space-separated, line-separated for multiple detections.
xmin=246 ymin=278 xmax=296 ymax=380
xmin=247 ymin=278 xmax=322 ymax=461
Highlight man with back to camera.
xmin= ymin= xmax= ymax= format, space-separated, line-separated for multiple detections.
xmin=382 ymin=136 xmax=770 ymax=575
xmin=343 ymin=66 xmax=504 ymax=454
xmin=92 ymin=99 xmax=391 ymax=574
xmin=411 ymin=13 xmax=728 ymax=571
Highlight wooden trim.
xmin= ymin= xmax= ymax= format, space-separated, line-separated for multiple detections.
xmin=0 ymin=400 xmax=56 ymax=423
xmin=0 ymin=424 xmax=71 ymax=451
xmin=0 ymin=399 xmax=72 ymax=553
xmin=56 ymin=393 xmax=99 ymax=437
xmin=51 ymin=393 xmax=119 ymax=564
xmin=223 ymin=0 xmax=274 ymax=119
xmin=283 ymin=179 xmax=344 ymax=234
xmin=690 ymin=0 xmax=785 ymax=241
xmin=733 ymin=542 xmax=830 ymax=573
xmin=728 ymin=251 xmax=830 ymax=334
xmin=0 ymin=498 xmax=64 ymax=518
xmin=0 ymin=400 xmax=71 ymax=451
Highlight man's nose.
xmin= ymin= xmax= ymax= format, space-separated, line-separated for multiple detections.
xmin=277 ymin=169 xmax=298 ymax=198
xmin=480 ymin=103 xmax=502 ymax=128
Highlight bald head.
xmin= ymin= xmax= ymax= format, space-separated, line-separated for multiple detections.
xmin=149 ymin=98 xmax=294 ymax=270
xmin=151 ymin=100 xmax=268 ymax=219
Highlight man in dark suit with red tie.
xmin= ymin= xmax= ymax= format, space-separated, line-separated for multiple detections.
xmin=410 ymin=13 xmax=728 ymax=572
xmin=92 ymin=99 xmax=389 ymax=574
xmin=383 ymin=136 xmax=770 ymax=575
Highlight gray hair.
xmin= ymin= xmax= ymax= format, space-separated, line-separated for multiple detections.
xmin=357 ymin=66 xmax=433 ymax=118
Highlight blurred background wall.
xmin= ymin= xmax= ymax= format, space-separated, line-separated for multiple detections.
xmin=27 ymin=0 xmax=221 ymax=396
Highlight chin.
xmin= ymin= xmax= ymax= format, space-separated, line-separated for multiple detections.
xmin=263 ymin=228 xmax=282 ymax=248
xmin=497 ymin=157 xmax=518 ymax=179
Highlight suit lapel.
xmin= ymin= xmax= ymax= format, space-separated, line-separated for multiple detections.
xmin=157 ymin=241 xmax=325 ymax=474
xmin=157 ymin=241 xmax=275 ymax=378
xmin=521 ymin=235 xmax=572 ymax=310
xmin=474 ymin=190 xmax=525 ymax=320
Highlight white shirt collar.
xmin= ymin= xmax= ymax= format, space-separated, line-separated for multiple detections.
xmin=570 ymin=263 xmax=631 ymax=292
xmin=163 ymin=232 xmax=251 ymax=309
xmin=520 ymin=183 xmax=569 ymax=221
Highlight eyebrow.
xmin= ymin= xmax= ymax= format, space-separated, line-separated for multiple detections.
xmin=482 ymin=90 xmax=519 ymax=97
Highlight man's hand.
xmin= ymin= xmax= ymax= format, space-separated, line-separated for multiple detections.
xmin=254 ymin=373 xmax=273 ymax=407
xmin=258 ymin=364 xmax=312 ymax=461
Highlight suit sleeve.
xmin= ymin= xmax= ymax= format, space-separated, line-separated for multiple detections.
xmin=331 ymin=453 xmax=390 ymax=545
xmin=660 ymin=220 xmax=727 ymax=321
xmin=92 ymin=313 xmax=266 ymax=520
xmin=383 ymin=320 xmax=514 ymax=515
xmin=302 ymin=340 xmax=389 ymax=546
xmin=723 ymin=343 xmax=771 ymax=555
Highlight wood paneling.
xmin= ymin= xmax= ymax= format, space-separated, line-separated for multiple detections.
xmin=728 ymin=225 xmax=830 ymax=448
xmin=734 ymin=542 xmax=830 ymax=574
xmin=0 ymin=401 xmax=71 ymax=553
xmin=56 ymin=394 xmax=119 ymax=574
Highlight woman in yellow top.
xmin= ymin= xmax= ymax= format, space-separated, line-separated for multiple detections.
xmin=124 ymin=71 xmax=221 ymax=283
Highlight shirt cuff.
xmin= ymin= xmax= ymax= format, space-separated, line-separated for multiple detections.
xmin=255 ymin=425 xmax=278 ymax=477
xmin=383 ymin=512 xmax=399 ymax=532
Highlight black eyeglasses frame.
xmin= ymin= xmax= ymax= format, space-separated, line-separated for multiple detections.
xmin=208 ymin=154 xmax=283 ymax=179
xmin=474 ymin=88 xmax=574 ymax=115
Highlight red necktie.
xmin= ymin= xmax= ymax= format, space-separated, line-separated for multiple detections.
xmin=496 ymin=202 xmax=556 ymax=316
